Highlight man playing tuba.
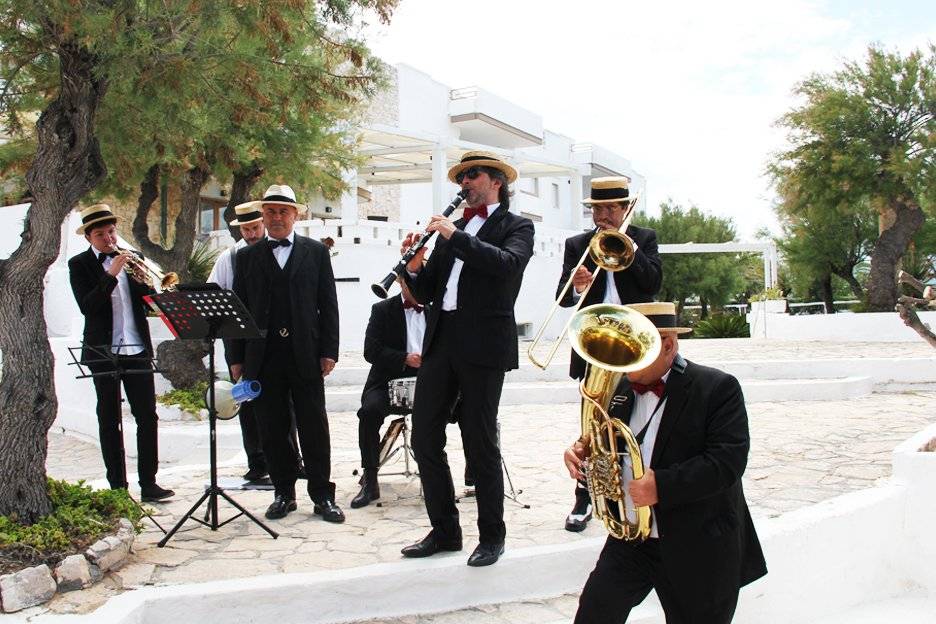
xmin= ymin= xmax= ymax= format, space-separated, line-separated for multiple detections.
xmin=564 ymin=302 xmax=766 ymax=623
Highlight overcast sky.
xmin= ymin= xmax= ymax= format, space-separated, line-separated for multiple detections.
xmin=363 ymin=0 xmax=933 ymax=239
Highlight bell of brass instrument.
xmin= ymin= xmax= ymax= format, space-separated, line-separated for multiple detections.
xmin=568 ymin=303 xmax=661 ymax=541
xmin=117 ymin=248 xmax=180 ymax=292
xmin=527 ymin=192 xmax=642 ymax=370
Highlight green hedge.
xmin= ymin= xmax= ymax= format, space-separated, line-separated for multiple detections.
xmin=692 ymin=314 xmax=750 ymax=339
xmin=0 ymin=479 xmax=142 ymax=574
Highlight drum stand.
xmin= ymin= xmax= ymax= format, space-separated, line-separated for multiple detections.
xmin=377 ymin=415 xmax=419 ymax=479
xmin=457 ymin=422 xmax=529 ymax=509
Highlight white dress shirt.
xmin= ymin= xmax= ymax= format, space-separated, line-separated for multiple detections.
xmin=95 ymin=249 xmax=145 ymax=356
xmin=207 ymin=238 xmax=248 ymax=289
xmin=403 ymin=295 xmax=427 ymax=355
xmin=441 ymin=203 xmax=495 ymax=311
xmin=267 ymin=232 xmax=295 ymax=269
xmin=621 ymin=369 xmax=671 ymax=538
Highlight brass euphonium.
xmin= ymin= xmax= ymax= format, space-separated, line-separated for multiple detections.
xmin=568 ymin=303 xmax=661 ymax=541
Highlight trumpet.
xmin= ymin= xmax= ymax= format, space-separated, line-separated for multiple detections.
xmin=527 ymin=192 xmax=641 ymax=370
xmin=371 ymin=189 xmax=468 ymax=298
xmin=117 ymin=247 xmax=180 ymax=292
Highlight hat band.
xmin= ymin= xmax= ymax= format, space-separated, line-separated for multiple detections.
xmin=591 ymin=187 xmax=629 ymax=201
xmin=81 ymin=209 xmax=113 ymax=224
xmin=236 ymin=210 xmax=262 ymax=222
xmin=262 ymin=195 xmax=296 ymax=204
xmin=461 ymin=155 xmax=503 ymax=165
xmin=644 ymin=313 xmax=677 ymax=329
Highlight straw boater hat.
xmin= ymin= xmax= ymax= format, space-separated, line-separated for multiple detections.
xmin=447 ymin=150 xmax=518 ymax=185
xmin=583 ymin=176 xmax=632 ymax=205
xmin=628 ymin=302 xmax=692 ymax=334
xmin=228 ymin=201 xmax=263 ymax=227
xmin=260 ymin=184 xmax=306 ymax=212
xmin=75 ymin=204 xmax=118 ymax=235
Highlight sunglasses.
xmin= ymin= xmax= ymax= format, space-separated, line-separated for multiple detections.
xmin=455 ymin=166 xmax=485 ymax=184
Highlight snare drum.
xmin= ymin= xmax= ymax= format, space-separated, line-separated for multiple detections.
xmin=388 ymin=378 xmax=417 ymax=413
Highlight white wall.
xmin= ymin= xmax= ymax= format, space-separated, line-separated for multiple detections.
xmin=754 ymin=310 xmax=936 ymax=342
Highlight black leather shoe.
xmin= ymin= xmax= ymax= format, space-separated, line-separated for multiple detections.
xmin=313 ymin=498 xmax=345 ymax=523
xmin=265 ymin=495 xmax=297 ymax=519
xmin=242 ymin=467 xmax=269 ymax=482
xmin=350 ymin=472 xmax=380 ymax=509
xmin=565 ymin=493 xmax=593 ymax=532
xmin=401 ymin=532 xmax=462 ymax=558
xmin=467 ymin=542 xmax=505 ymax=567
xmin=140 ymin=484 xmax=175 ymax=502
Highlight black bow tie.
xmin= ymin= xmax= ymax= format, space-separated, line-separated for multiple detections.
xmin=268 ymin=238 xmax=292 ymax=249
xmin=97 ymin=251 xmax=119 ymax=263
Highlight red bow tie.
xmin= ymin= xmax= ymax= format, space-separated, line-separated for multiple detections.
xmin=631 ymin=379 xmax=665 ymax=398
xmin=462 ymin=204 xmax=489 ymax=222
xmin=403 ymin=300 xmax=424 ymax=313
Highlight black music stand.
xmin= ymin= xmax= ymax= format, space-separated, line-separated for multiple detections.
xmin=67 ymin=343 xmax=167 ymax=534
xmin=143 ymin=287 xmax=279 ymax=547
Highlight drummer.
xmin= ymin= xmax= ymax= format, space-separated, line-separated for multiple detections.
xmin=351 ymin=279 xmax=426 ymax=508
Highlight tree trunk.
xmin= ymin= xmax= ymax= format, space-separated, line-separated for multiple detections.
xmin=223 ymin=163 xmax=263 ymax=241
xmin=0 ymin=41 xmax=107 ymax=523
xmin=832 ymin=265 xmax=864 ymax=300
xmin=700 ymin=297 xmax=709 ymax=320
xmin=866 ymin=198 xmax=925 ymax=311
xmin=132 ymin=163 xmax=211 ymax=282
xmin=819 ymin=272 xmax=836 ymax=313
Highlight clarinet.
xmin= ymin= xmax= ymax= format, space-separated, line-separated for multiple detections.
xmin=371 ymin=189 xmax=468 ymax=299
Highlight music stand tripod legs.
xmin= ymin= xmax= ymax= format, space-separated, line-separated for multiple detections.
xmin=147 ymin=288 xmax=277 ymax=547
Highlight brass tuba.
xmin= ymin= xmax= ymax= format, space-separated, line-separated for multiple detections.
xmin=568 ymin=303 xmax=661 ymax=541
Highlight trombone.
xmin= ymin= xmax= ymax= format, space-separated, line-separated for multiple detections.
xmin=527 ymin=192 xmax=641 ymax=370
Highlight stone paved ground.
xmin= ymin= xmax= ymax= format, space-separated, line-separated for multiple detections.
xmin=38 ymin=340 xmax=936 ymax=619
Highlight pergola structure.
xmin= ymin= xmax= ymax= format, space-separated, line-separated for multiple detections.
xmin=660 ymin=242 xmax=780 ymax=289
xmin=356 ymin=123 xmax=589 ymax=227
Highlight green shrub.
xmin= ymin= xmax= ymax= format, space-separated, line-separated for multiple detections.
xmin=187 ymin=239 xmax=222 ymax=283
xmin=749 ymin=286 xmax=785 ymax=302
xmin=157 ymin=380 xmax=208 ymax=417
xmin=693 ymin=314 xmax=750 ymax=339
xmin=0 ymin=479 xmax=142 ymax=574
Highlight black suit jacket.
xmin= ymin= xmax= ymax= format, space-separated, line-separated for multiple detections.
xmin=228 ymin=235 xmax=339 ymax=380
xmin=362 ymin=296 xmax=419 ymax=395
xmin=405 ymin=204 xmax=534 ymax=371
xmin=68 ymin=247 xmax=156 ymax=365
xmin=612 ymin=357 xmax=767 ymax=607
xmin=558 ymin=225 xmax=662 ymax=379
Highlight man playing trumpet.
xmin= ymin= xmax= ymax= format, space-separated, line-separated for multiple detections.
xmin=68 ymin=204 xmax=174 ymax=502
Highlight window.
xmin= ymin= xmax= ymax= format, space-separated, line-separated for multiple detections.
xmin=552 ymin=183 xmax=560 ymax=209
xmin=518 ymin=177 xmax=539 ymax=197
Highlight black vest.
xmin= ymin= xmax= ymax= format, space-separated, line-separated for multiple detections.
xmin=266 ymin=253 xmax=293 ymax=338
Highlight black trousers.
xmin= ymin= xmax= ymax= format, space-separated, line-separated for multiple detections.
xmin=411 ymin=312 xmax=506 ymax=544
xmin=89 ymin=354 xmax=159 ymax=489
xmin=253 ymin=336 xmax=334 ymax=501
xmin=575 ymin=538 xmax=739 ymax=624
xmin=357 ymin=383 xmax=395 ymax=470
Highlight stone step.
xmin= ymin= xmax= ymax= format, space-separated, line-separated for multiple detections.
xmin=321 ymin=376 xmax=874 ymax=411
xmin=805 ymin=593 xmax=934 ymax=624
xmin=319 ymin=356 xmax=936 ymax=387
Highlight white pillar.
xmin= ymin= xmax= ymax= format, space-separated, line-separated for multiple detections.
xmin=339 ymin=170 xmax=360 ymax=225
xmin=570 ymin=174 xmax=584 ymax=230
xmin=431 ymin=145 xmax=447 ymax=214
xmin=763 ymin=249 xmax=772 ymax=290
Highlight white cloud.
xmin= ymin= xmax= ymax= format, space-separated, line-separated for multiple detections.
xmin=364 ymin=0 xmax=933 ymax=238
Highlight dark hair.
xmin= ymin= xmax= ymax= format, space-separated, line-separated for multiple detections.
xmin=482 ymin=166 xmax=512 ymax=209
xmin=85 ymin=218 xmax=117 ymax=235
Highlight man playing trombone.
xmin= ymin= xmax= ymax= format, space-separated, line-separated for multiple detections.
xmin=558 ymin=177 xmax=662 ymax=531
